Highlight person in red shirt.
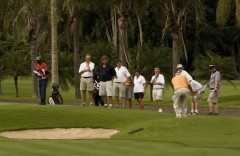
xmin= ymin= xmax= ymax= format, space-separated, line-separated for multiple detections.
xmin=35 ymin=56 xmax=49 ymax=105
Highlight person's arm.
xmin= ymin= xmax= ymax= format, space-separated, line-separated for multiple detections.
xmin=79 ymin=63 xmax=91 ymax=75
xmin=150 ymin=76 xmax=155 ymax=84
xmin=110 ymin=65 xmax=117 ymax=78
xmin=143 ymin=77 xmax=147 ymax=94
xmin=214 ymin=72 xmax=220 ymax=91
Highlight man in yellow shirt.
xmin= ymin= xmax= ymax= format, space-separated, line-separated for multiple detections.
xmin=172 ymin=72 xmax=192 ymax=118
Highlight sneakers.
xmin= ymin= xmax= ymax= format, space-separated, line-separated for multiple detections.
xmin=158 ymin=109 xmax=163 ymax=112
xmin=208 ymin=112 xmax=213 ymax=115
xmin=107 ymin=104 xmax=113 ymax=108
xmin=90 ymin=103 xmax=94 ymax=107
xmin=103 ymin=104 xmax=108 ymax=108
xmin=81 ymin=102 xmax=86 ymax=107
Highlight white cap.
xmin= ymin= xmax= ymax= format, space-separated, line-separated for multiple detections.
xmin=176 ymin=64 xmax=183 ymax=69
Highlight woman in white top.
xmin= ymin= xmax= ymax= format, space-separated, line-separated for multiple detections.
xmin=133 ymin=70 xmax=146 ymax=110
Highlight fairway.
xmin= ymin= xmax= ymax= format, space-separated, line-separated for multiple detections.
xmin=0 ymin=103 xmax=240 ymax=156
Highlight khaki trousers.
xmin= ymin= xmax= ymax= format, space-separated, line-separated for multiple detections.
xmin=172 ymin=88 xmax=190 ymax=118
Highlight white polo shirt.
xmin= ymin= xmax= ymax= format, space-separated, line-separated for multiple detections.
xmin=190 ymin=80 xmax=202 ymax=92
xmin=181 ymin=70 xmax=193 ymax=82
xmin=134 ymin=75 xmax=146 ymax=93
xmin=150 ymin=74 xmax=165 ymax=89
xmin=79 ymin=62 xmax=95 ymax=77
xmin=114 ymin=66 xmax=130 ymax=83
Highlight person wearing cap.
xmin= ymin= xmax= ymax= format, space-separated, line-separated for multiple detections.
xmin=113 ymin=60 xmax=131 ymax=108
xmin=99 ymin=55 xmax=116 ymax=108
xmin=35 ymin=56 xmax=49 ymax=105
xmin=79 ymin=54 xmax=95 ymax=107
xmin=176 ymin=64 xmax=193 ymax=82
xmin=208 ymin=65 xmax=221 ymax=115
xmin=172 ymin=71 xmax=192 ymax=118
xmin=150 ymin=67 xmax=165 ymax=112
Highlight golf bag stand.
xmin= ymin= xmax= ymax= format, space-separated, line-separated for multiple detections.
xmin=49 ymin=84 xmax=63 ymax=105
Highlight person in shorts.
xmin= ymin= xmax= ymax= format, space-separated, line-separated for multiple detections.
xmin=99 ymin=55 xmax=116 ymax=108
xmin=189 ymin=80 xmax=203 ymax=115
xmin=113 ymin=60 xmax=131 ymax=108
xmin=208 ymin=65 xmax=221 ymax=115
xmin=150 ymin=67 xmax=165 ymax=112
xmin=124 ymin=71 xmax=133 ymax=109
xmin=79 ymin=54 xmax=95 ymax=107
xmin=133 ymin=70 xmax=146 ymax=110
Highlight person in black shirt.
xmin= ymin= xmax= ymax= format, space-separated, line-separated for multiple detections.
xmin=99 ymin=55 xmax=116 ymax=108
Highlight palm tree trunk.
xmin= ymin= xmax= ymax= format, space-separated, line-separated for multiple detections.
xmin=111 ymin=6 xmax=118 ymax=59
xmin=30 ymin=39 xmax=39 ymax=98
xmin=73 ymin=11 xmax=80 ymax=99
xmin=172 ymin=30 xmax=181 ymax=76
xmin=51 ymin=0 xmax=59 ymax=85
xmin=14 ymin=76 xmax=19 ymax=97
xmin=118 ymin=16 xmax=128 ymax=67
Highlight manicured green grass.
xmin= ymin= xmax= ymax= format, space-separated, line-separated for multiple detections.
xmin=0 ymin=103 xmax=240 ymax=156
xmin=1 ymin=77 xmax=240 ymax=108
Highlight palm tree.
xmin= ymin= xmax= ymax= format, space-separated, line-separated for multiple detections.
xmin=155 ymin=0 xmax=204 ymax=75
xmin=51 ymin=0 xmax=59 ymax=85
xmin=13 ymin=0 xmax=48 ymax=98
xmin=216 ymin=0 xmax=240 ymax=74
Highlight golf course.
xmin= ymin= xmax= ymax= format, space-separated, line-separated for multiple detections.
xmin=0 ymin=78 xmax=240 ymax=156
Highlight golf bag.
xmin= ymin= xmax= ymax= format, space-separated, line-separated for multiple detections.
xmin=49 ymin=84 xmax=63 ymax=105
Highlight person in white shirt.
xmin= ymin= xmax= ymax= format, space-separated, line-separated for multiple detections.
xmin=134 ymin=70 xmax=146 ymax=110
xmin=190 ymin=80 xmax=203 ymax=115
xmin=176 ymin=64 xmax=193 ymax=82
xmin=113 ymin=60 xmax=131 ymax=108
xmin=150 ymin=68 xmax=165 ymax=112
xmin=79 ymin=54 xmax=95 ymax=107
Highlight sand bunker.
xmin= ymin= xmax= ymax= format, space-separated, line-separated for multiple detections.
xmin=0 ymin=128 xmax=119 ymax=139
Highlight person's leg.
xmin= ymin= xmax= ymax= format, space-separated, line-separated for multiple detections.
xmin=106 ymin=81 xmax=113 ymax=108
xmin=39 ymin=80 xmax=43 ymax=104
xmin=88 ymin=91 xmax=94 ymax=106
xmin=207 ymin=91 xmax=215 ymax=115
xmin=214 ymin=103 xmax=219 ymax=114
xmin=139 ymin=98 xmax=144 ymax=110
xmin=98 ymin=95 xmax=104 ymax=106
xmin=181 ymin=90 xmax=189 ymax=117
xmin=93 ymin=92 xmax=98 ymax=106
xmin=128 ymin=98 xmax=132 ymax=109
xmin=81 ymin=90 xmax=86 ymax=106
xmin=172 ymin=90 xmax=182 ymax=118
xmin=41 ymin=79 xmax=48 ymax=104
xmin=121 ymin=84 xmax=126 ymax=108
xmin=113 ymin=83 xmax=119 ymax=107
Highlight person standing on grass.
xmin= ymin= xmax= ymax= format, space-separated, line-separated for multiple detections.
xmin=172 ymin=71 xmax=192 ymax=118
xmin=99 ymin=55 xmax=116 ymax=108
xmin=208 ymin=65 xmax=221 ymax=115
xmin=79 ymin=54 xmax=95 ymax=107
xmin=124 ymin=71 xmax=133 ymax=109
xmin=35 ymin=56 xmax=49 ymax=105
xmin=189 ymin=80 xmax=203 ymax=115
xmin=113 ymin=60 xmax=131 ymax=108
xmin=134 ymin=70 xmax=146 ymax=110
xmin=176 ymin=64 xmax=193 ymax=82
xmin=150 ymin=67 xmax=165 ymax=112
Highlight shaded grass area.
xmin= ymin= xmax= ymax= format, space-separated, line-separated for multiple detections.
xmin=0 ymin=103 xmax=240 ymax=155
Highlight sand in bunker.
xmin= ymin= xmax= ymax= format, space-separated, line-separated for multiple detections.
xmin=0 ymin=128 xmax=119 ymax=139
